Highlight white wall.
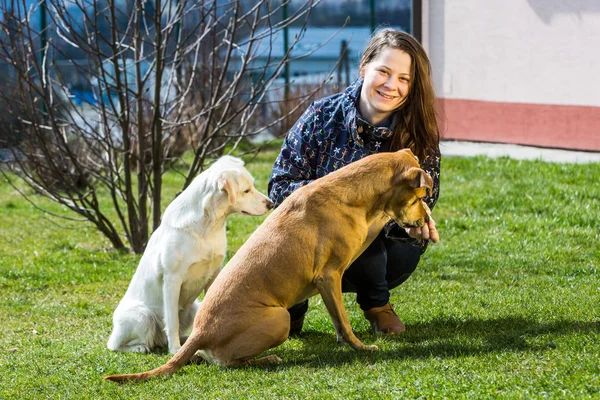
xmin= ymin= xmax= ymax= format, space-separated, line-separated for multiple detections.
xmin=424 ymin=0 xmax=600 ymax=107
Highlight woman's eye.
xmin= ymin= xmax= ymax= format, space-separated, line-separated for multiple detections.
xmin=378 ymin=69 xmax=389 ymax=75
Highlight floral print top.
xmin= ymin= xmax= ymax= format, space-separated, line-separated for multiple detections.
xmin=268 ymin=78 xmax=441 ymax=253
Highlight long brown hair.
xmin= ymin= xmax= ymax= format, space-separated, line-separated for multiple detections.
xmin=360 ymin=28 xmax=440 ymax=161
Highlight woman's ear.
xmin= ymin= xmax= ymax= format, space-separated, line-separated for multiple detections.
xmin=359 ymin=63 xmax=366 ymax=78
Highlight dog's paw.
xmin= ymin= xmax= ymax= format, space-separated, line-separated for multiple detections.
xmin=237 ymin=355 xmax=282 ymax=367
xmin=261 ymin=355 xmax=282 ymax=365
xmin=351 ymin=343 xmax=378 ymax=351
xmin=131 ymin=345 xmax=151 ymax=353
xmin=362 ymin=344 xmax=378 ymax=351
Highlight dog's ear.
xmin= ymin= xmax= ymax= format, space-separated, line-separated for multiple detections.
xmin=217 ymin=172 xmax=237 ymax=205
xmin=402 ymin=167 xmax=433 ymax=191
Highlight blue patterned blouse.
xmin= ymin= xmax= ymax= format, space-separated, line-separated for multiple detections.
xmin=268 ymin=78 xmax=441 ymax=253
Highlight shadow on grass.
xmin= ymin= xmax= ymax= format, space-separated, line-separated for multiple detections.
xmin=272 ymin=316 xmax=599 ymax=368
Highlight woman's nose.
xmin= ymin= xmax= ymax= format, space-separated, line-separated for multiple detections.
xmin=383 ymin=76 xmax=396 ymax=89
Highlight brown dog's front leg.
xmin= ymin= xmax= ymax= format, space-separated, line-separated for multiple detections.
xmin=315 ymin=272 xmax=378 ymax=351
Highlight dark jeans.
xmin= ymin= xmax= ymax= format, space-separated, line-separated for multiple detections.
xmin=288 ymin=231 xmax=421 ymax=320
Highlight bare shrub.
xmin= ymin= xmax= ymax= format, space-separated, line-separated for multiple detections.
xmin=0 ymin=0 xmax=343 ymax=253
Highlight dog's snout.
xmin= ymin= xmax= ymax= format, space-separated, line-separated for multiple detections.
xmin=265 ymin=198 xmax=274 ymax=210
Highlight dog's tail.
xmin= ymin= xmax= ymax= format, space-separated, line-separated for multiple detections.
xmin=104 ymin=331 xmax=206 ymax=383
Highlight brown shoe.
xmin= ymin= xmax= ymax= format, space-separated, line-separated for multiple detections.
xmin=364 ymin=303 xmax=406 ymax=335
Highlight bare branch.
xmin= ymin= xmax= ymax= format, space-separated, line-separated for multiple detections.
xmin=0 ymin=0 xmax=344 ymax=253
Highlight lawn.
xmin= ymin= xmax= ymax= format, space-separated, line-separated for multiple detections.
xmin=0 ymin=150 xmax=598 ymax=399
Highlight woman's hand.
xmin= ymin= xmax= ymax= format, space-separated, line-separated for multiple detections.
xmin=405 ymin=217 xmax=439 ymax=243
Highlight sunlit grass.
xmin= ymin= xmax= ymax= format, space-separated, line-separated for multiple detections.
xmin=0 ymin=152 xmax=598 ymax=399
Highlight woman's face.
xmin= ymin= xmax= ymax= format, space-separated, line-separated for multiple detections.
xmin=359 ymin=47 xmax=412 ymax=126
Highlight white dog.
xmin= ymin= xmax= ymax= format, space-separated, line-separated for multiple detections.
xmin=107 ymin=156 xmax=273 ymax=354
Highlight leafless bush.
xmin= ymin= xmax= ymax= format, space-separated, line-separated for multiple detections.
xmin=0 ymin=0 xmax=343 ymax=253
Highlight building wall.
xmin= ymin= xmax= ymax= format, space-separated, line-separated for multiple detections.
xmin=423 ymin=0 xmax=600 ymax=151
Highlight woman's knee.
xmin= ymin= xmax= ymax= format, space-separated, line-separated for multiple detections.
xmin=385 ymin=241 xmax=421 ymax=289
xmin=342 ymin=236 xmax=388 ymax=288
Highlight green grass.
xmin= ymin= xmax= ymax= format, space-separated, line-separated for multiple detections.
xmin=1 ymin=152 xmax=598 ymax=399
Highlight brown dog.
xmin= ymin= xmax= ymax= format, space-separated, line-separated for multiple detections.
xmin=104 ymin=149 xmax=434 ymax=383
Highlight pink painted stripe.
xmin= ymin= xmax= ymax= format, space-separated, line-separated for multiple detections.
xmin=436 ymin=98 xmax=600 ymax=151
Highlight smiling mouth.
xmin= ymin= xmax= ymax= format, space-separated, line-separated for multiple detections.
xmin=377 ymin=91 xmax=396 ymax=100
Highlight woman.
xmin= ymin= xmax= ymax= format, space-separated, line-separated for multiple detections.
xmin=268 ymin=28 xmax=441 ymax=335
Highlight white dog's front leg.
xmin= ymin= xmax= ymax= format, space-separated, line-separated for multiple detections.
xmin=163 ymin=276 xmax=183 ymax=354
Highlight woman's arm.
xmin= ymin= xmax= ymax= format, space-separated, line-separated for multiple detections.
xmin=421 ymin=152 xmax=441 ymax=211
xmin=268 ymin=103 xmax=320 ymax=207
